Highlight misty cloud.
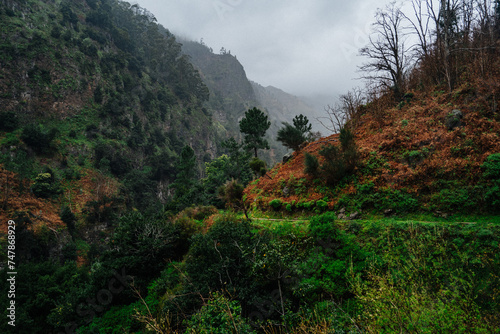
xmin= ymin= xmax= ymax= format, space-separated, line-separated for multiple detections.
xmin=133 ymin=0 xmax=394 ymax=99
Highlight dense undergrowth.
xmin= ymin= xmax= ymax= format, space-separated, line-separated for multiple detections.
xmin=1 ymin=211 xmax=498 ymax=333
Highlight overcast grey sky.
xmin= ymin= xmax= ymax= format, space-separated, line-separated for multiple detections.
xmin=132 ymin=0 xmax=393 ymax=99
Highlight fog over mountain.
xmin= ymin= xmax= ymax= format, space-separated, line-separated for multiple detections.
xmin=132 ymin=0 xmax=394 ymax=100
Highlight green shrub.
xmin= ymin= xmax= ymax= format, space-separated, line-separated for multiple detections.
xmin=376 ymin=189 xmax=418 ymax=213
xmin=339 ymin=127 xmax=354 ymax=148
xmin=304 ymin=152 xmax=319 ymax=177
xmin=362 ymin=152 xmax=387 ymax=175
xmin=430 ymin=187 xmax=478 ymax=212
xmin=298 ymin=212 xmax=366 ymax=300
xmin=106 ymin=211 xmax=182 ymax=283
xmin=357 ymin=181 xmax=375 ymax=194
xmin=315 ymin=200 xmax=328 ymax=212
xmin=249 ymin=157 xmax=266 ymax=176
xmin=269 ymin=199 xmax=283 ymax=210
xmin=318 ymin=127 xmax=359 ymax=186
xmin=32 ymin=173 xmax=60 ymax=198
xmin=50 ymin=25 xmax=61 ymax=39
xmin=93 ymin=85 xmax=103 ymax=103
xmin=60 ymin=206 xmax=76 ymax=233
xmin=484 ymin=181 xmax=500 ymax=209
xmin=296 ymin=200 xmax=315 ymax=210
xmin=303 ymin=200 xmax=315 ymax=210
xmin=0 ymin=111 xmax=18 ymax=131
xmin=319 ymin=144 xmax=345 ymax=183
xmin=348 ymin=187 xmax=419 ymax=213
xmin=61 ymin=167 xmax=81 ymax=180
xmin=94 ymin=141 xmax=131 ymax=176
xmin=21 ymin=124 xmax=58 ymax=153
xmin=482 ymin=153 xmax=500 ymax=179
xmin=286 ymin=203 xmax=293 ymax=212
xmin=185 ymin=215 xmax=257 ymax=300
xmin=185 ymin=293 xmax=255 ymax=334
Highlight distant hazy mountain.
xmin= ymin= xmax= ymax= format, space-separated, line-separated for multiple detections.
xmin=251 ymin=82 xmax=324 ymax=134
xmin=181 ymin=39 xmax=326 ymax=162
xmin=180 ymin=39 xmax=257 ymax=134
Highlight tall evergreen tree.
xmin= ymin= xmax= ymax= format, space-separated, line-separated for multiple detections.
xmin=239 ymin=107 xmax=271 ymax=158
xmin=277 ymin=123 xmax=304 ymax=151
xmin=277 ymin=114 xmax=312 ymax=151
xmin=221 ymin=138 xmax=253 ymax=184
xmin=293 ymin=114 xmax=312 ymax=135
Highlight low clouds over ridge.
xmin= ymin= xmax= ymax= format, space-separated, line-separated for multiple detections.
xmin=133 ymin=0 xmax=393 ymax=98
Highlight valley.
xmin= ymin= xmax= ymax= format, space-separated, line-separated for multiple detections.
xmin=0 ymin=0 xmax=499 ymax=333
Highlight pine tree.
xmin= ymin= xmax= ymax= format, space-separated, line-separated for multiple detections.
xmin=277 ymin=123 xmax=304 ymax=151
xmin=239 ymin=107 xmax=271 ymax=158
xmin=277 ymin=114 xmax=312 ymax=151
xmin=292 ymin=114 xmax=312 ymax=135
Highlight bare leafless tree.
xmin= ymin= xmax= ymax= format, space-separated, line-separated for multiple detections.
xmin=317 ymin=103 xmax=346 ymax=134
xmin=317 ymin=87 xmax=365 ymax=133
xmin=471 ymin=0 xmax=498 ymax=76
xmin=422 ymin=0 xmax=467 ymax=90
xmin=339 ymin=87 xmax=365 ymax=131
xmin=403 ymin=0 xmax=499 ymax=88
xmin=403 ymin=0 xmax=435 ymax=59
xmin=359 ymin=2 xmax=412 ymax=98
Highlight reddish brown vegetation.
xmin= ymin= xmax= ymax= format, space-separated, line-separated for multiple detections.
xmin=0 ymin=165 xmax=120 ymax=233
xmin=245 ymin=134 xmax=339 ymax=208
xmin=245 ymin=75 xmax=500 ymax=210
xmin=0 ymin=165 xmax=63 ymax=233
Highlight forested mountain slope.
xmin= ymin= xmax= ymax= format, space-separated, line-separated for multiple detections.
xmin=0 ymin=0 xmax=246 ymax=229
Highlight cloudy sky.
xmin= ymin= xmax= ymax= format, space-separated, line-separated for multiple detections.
xmin=132 ymin=0 xmax=393 ymax=99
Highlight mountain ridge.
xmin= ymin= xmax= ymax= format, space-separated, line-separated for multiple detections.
xmin=181 ymin=38 xmax=324 ymax=163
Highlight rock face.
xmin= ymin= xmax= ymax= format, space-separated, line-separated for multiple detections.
xmin=445 ymin=109 xmax=463 ymax=130
xmin=337 ymin=207 xmax=347 ymax=220
xmin=180 ymin=39 xmax=257 ymax=147
xmin=349 ymin=212 xmax=360 ymax=220
xmin=283 ymin=152 xmax=293 ymax=163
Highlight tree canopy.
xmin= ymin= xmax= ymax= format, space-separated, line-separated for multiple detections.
xmin=277 ymin=114 xmax=312 ymax=151
xmin=239 ymin=107 xmax=271 ymax=158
